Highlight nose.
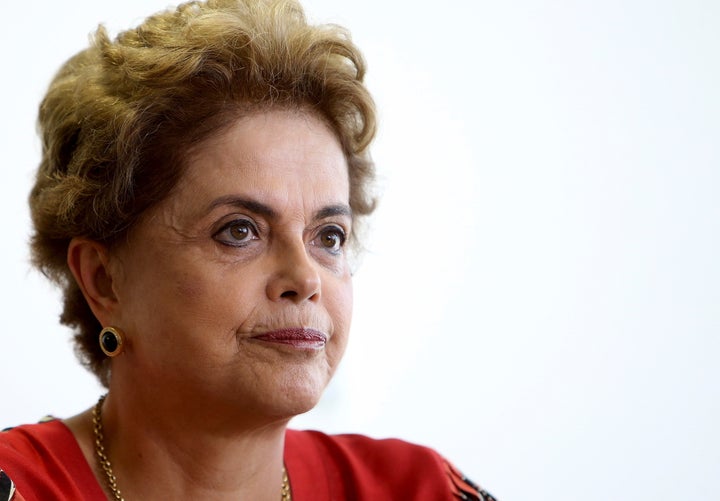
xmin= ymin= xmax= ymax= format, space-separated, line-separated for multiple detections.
xmin=266 ymin=239 xmax=321 ymax=303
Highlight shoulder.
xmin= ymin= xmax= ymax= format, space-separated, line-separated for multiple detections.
xmin=287 ymin=428 xmax=442 ymax=464
xmin=285 ymin=429 xmax=496 ymax=501
xmin=0 ymin=421 xmax=63 ymax=501
xmin=1 ymin=420 xmax=63 ymax=468
xmin=0 ymin=421 xmax=104 ymax=501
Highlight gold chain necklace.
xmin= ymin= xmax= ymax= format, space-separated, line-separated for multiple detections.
xmin=92 ymin=395 xmax=291 ymax=501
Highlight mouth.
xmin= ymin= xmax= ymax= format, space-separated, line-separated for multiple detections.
xmin=251 ymin=328 xmax=328 ymax=350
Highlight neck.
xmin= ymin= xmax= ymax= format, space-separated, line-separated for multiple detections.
xmin=68 ymin=391 xmax=291 ymax=501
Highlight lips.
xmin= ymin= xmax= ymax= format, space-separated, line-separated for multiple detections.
xmin=252 ymin=328 xmax=328 ymax=350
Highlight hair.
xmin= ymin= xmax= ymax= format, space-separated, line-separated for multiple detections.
xmin=29 ymin=0 xmax=377 ymax=387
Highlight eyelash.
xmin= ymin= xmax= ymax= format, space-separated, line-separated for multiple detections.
xmin=212 ymin=219 xmax=348 ymax=254
xmin=213 ymin=218 xmax=259 ymax=247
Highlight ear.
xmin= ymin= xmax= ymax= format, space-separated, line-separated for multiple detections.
xmin=67 ymin=237 xmax=119 ymax=326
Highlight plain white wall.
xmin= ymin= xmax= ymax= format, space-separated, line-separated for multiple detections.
xmin=1 ymin=1 xmax=719 ymax=500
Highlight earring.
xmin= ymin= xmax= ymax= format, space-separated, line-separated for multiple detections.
xmin=99 ymin=326 xmax=125 ymax=357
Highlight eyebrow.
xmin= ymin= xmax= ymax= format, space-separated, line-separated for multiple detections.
xmin=207 ymin=196 xmax=352 ymax=221
xmin=314 ymin=204 xmax=353 ymax=221
xmin=208 ymin=196 xmax=278 ymax=218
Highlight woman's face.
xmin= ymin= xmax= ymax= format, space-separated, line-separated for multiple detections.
xmin=108 ymin=109 xmax=353 ymax=422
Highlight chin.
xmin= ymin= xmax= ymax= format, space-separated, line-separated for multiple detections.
xmin=269 ymin=367 xmax=332 ymax=418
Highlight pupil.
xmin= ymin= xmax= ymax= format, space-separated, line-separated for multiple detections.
xmin=230 ymin=225 xmax=248 ymax=239
xmin=324 ymin=233 xmax=338 ymax=247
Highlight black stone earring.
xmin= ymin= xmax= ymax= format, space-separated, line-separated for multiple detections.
xmin=99 ymin=327 xmax=125 ymax=357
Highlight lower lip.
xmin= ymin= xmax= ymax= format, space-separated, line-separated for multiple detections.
xmin=252 ymin=329 xmax=327 ymax=350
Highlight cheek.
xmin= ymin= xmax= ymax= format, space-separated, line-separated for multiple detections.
xmin=327 ymin=276 xmax=353 ymax=357
xmin=168 ymin=268 xmax=255 ymax=334
xmin=121 ymin=259 xmax=237 ymax=346
xmin=173 ymin=270 xmax=207 ymax=302
xmin=331 ymin=270 xmax=353 ymax=326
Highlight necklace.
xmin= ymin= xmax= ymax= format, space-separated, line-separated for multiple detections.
xmin=92 ymin=395 xmax=291 ymax=501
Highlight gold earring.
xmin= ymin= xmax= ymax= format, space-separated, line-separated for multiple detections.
xmin=99 ymin=327 xmax=125 ymax=357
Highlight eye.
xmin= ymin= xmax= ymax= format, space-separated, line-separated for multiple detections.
xmin=213 ymin=219 xmax=258 ymax=247
xmin=316 ymin=225 xmax=347 ymax=254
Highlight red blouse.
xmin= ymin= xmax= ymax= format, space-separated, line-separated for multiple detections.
xmin=0 ymin=420 xmax=494 ymax=500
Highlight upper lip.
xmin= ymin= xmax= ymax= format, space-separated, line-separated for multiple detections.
xmin=251 ymin=328 xmax=328 ymax=342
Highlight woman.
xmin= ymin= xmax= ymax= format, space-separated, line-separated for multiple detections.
xmin=0 ymin=0 xmax=495 ymax=499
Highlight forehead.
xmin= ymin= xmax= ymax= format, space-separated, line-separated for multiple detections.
xmin=167 ymin=109 xmax=350 ymax=217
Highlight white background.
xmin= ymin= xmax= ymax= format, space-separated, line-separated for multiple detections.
xmin=2 ymin=1 xmax=719 ymax=500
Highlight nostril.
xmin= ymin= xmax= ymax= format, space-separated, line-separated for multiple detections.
xmin=280 ymin=290 xmax=298 ymax=298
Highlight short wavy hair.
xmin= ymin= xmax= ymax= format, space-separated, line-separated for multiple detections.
xmin=29 ymin=0 xmax=377 ymax=386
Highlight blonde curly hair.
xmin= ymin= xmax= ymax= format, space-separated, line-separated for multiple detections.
xmin=29 ymin=0 xmax=377 ymax=386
